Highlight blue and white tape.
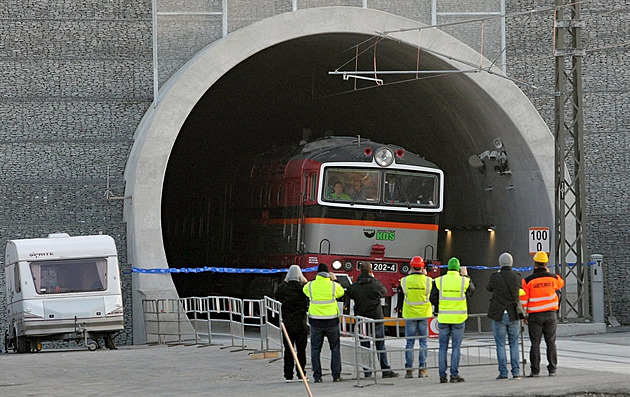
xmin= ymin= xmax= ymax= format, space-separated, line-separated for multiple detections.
xmin=127 ymin=262 xmax=595 ymax=275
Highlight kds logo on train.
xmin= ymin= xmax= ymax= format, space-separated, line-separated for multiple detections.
xmin=376 ymin=230 xmax=395 ymax=241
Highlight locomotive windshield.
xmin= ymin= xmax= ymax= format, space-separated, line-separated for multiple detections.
xmin=322 ymin=168 xmax=440 ymax=209
xmin=30 ymin=258 xmax=108 ymax=294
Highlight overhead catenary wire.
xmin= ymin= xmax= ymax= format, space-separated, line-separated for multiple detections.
xmin=324 ymin=0 xmax=626 ymax=97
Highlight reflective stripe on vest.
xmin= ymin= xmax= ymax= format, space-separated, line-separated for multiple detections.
xmin=528 ymin=294 xmax=557 ymax=302
xmin=308 ymin=282 xmax=336 ymax=305
xmin=521 ymin=273 xmax=563 ymax=313
xmin=438 ymin=276 xmax=466 ymax=301
xmin=307 ymin=279 xmax=339 ymax=320
xmin=437 ymin=274 xmax=469 ymax=322
xmin=402 ymin=276 xmax=431 ymax=306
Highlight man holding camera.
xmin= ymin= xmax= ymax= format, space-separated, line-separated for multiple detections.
xmin=486 ymin=252 xmax=524 ymax=380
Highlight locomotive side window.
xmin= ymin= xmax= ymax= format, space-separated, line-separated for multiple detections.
xmin=384 ymin=171 xmax=439 ymax=208
xmin=303 ymin=173 xmax=309 ymax=202
xmin=310 ymin=173 xmax=317 ymax=201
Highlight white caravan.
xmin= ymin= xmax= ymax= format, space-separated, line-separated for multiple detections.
xmin=4 ymin=233 xmax=124 ymax=352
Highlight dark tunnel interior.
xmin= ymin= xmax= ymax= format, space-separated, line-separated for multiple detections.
xmin=160 ymin=33 xmax=539 ymax=308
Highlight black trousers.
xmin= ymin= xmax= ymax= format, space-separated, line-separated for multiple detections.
xmin=527 ymin=311 xmax=558 ymax=374
xmin=282 ymin=323 xmax=308 ymax=380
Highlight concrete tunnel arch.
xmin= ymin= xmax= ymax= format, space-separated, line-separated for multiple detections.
xmin=124 ymin=7 xmax=554 ymax=343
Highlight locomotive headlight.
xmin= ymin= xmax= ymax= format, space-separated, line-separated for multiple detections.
xmin=332 ymin=260 xmax=343 ymax=270
xmin=343 ymin=261 xmax=354 ymax=271
xmin=375 ymin=147 xmax=394 ymax=167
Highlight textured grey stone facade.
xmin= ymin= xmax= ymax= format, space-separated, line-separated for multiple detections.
xmin=1 ymin=0 xmax=628 ymax=349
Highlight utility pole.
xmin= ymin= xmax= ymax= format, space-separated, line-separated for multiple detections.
xmin=554 ymin=0 xmax=590 ymax=321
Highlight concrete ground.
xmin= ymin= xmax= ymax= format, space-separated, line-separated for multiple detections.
xmin=1 ymin=327 xmax=629 ymax=397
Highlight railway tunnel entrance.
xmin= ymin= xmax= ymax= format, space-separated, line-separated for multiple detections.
xmin=125 ymin=7 xmax=554 ymax=343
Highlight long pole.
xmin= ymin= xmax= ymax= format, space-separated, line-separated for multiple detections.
xmin=281 ymin=323 xmax=313 ymax=397
xmin=520 ymin=320 xmax=526 ymax=376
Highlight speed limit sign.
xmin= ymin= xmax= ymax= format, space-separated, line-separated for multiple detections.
xmin=529 ymin=227 xmax=550 ymax=255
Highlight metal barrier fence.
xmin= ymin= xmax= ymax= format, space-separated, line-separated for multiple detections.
xmin=142 ymin=298 xmax=197 ymax=344
xmin=143 ymin=296 xmax=499 ymax=384
xmin=143 ymin=296 xmax=277 ymax=352
xmin=344 ymin=315 xmax=496 ymax=387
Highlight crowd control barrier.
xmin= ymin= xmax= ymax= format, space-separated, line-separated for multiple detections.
xmin=143 ymin=296 xmax=272 ymax=352
xmin=343 ymin=315 xmax=497 ymax=386
xmin=143 ymin=296 xmax=504 ymax=386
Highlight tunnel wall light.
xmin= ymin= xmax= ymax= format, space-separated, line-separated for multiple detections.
xmin=442 ymin=225 xmax=495 ymax=232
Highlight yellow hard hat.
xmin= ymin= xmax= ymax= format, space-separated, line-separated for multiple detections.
xmin=533 ymin=251 xmax=549 ymax=263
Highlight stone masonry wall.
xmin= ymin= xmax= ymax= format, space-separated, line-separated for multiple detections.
xmin=1 ymin=0 xmax=628 ymax=350
xmin=0 ymin=0 xmax=154 ymax=347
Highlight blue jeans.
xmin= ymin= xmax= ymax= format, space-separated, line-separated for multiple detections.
xmin=438 ymin=322 xmax=465 ymax=378
xmin=404 ymin=318 xmax=428 ymax=369
xmin=491 ymin=312 xmax=521 ymax=377
xmin=360 ymin=322 xmax=391 ymax=376
xmin=310 ymin=324 xmax=341 ymax=381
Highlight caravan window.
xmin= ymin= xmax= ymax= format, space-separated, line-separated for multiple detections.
xmin=30 ymin=258 xmax=108 ymax=294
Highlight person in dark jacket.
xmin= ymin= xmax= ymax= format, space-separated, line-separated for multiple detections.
xmin=345 ymin=262 xmax=399 ymax=379
xmin=486 ymin=252 xmax=524 ymax=380
xmin=275 ymin=265 xmax=309 ymax=382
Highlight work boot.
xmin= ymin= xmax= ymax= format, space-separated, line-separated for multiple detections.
xmin=418 ymin=369 xmax=429 ymax=378
xmin=450 ymin=375 xmax=465 ymax=383
xmin=405 ymin=370 xmax=414 ymax=379
xmin=382 ymin=371 xmax=399 ymax=379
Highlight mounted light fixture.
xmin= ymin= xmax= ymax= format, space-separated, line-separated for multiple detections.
xmin=375 ymin=147 xmax=394 ymax=167
xmin=332 ymin=260 xmax=343 ymax=270
xmin=469 ymin=138 xmax=511 ymax=175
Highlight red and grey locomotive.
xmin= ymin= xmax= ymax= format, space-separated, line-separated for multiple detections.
xmin=227 ymin=136 xmax=444 ymax=316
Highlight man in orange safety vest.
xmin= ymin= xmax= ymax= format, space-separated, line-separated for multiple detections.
xmin=520 ymin=251 xmax=564 ymax=377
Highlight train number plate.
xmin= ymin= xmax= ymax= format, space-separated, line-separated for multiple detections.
xmin=371 ymin=262 xmax=397 ymax=272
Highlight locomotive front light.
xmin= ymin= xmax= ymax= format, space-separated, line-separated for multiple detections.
xmin=332 ymin=260 xmax=343 ymax=270
xmin=343 ymin=261 xmax=354 ymax=271
xmin=375 ymin=147 xmax=394 ymax=167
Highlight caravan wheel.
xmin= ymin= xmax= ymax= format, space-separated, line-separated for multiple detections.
xmin=86 ymin=339 xmax=98 ymax=351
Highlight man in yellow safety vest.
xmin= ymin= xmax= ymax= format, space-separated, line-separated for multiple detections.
xmin=430 ymin=257 xmax=475 ymax=384
xmin=303 ymin=263 xmax=345 ymax=383
xmin=398 ymin=256 xmax=433 ymax=379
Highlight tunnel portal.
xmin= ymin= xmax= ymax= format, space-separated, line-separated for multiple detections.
xmin=126 ymin=7 xmax=554 ymax=343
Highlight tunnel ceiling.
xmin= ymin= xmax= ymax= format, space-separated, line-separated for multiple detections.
xmin=166 ymin=33 xmax=520 ymax=193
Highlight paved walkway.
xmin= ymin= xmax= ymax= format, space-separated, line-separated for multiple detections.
xmin=1 ymin=327 xmax=629 ymax=396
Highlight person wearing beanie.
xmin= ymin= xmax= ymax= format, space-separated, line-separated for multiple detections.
xmin=397 ymin=256 xmax=432 ymax=378
xmin=275 ymin=265 xmax=309 ymax=383
xmin=520 ymin=251 xmax=564 ymax=377
xmin=486 ymin=252 xmax=524 ymax=380
xmin=430 ymin=257 xmax=475 ymax=384
xmin=303 ymin=263 xmax=345 ymax=382
xmin=345 ymin=262 xmax=399 ymax=379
